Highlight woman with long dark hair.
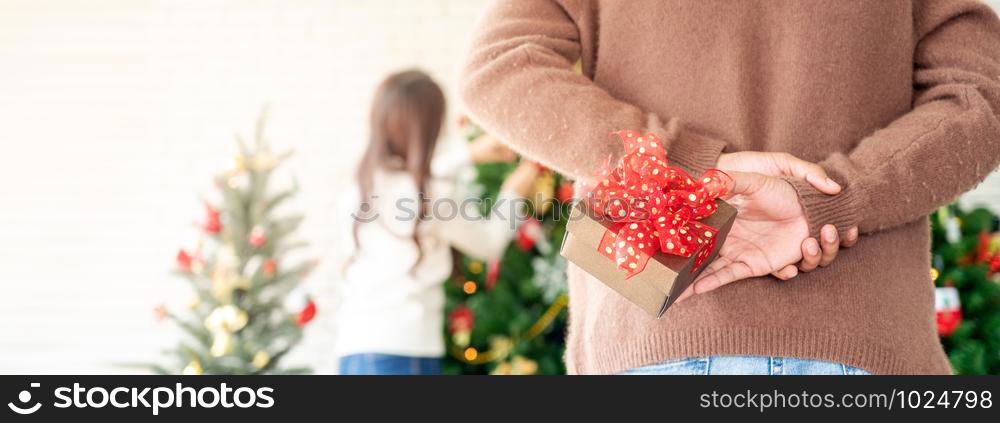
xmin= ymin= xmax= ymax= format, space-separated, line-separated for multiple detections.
xmin=335 ymin=70 xmax=539 ymax=375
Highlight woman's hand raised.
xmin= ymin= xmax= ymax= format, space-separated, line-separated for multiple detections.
xmin=469 ymin=134 xmax=518 ymax=164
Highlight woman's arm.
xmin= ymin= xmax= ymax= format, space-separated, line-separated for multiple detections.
xmin=787 ymin=0 xmax=1000 ymax=238
xmin=459 ymin=0 xmax=727 ymax=180
xmin=436 ymin=191 xmax=522 ymax=261
xmin=434 ymin=162 xmax=539 ymax=261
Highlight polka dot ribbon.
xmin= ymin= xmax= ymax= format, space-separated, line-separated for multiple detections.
xmin=587 ymin=130 xmax=731 ymax=279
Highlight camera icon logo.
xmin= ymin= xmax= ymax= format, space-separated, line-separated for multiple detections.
xmin=7 ymin=383 xmax=42 ymax=415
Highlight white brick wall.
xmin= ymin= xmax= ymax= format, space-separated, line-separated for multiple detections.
xmin=0 ymin=0 xmax=998 ymax=374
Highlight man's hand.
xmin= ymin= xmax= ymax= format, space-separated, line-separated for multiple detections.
xmin=717 ymin=151 xmax=841 ymax=194
xmin=675 ymin=172 xmax=811 ymax=300
xmin=716 ymin=151 xmax=858 ymax=278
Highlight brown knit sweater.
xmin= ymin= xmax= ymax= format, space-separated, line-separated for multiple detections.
xmin=460 ymin=0 xmax=1000 ymax=374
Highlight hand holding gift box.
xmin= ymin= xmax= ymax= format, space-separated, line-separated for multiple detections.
xmin=561 ymin=130 xmax=736 ymax=317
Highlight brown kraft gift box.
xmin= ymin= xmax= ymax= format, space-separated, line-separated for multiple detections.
xmin=560 ymin=199 xmax=737 ymax=318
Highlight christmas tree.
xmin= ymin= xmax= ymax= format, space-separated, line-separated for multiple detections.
xmin=155 ymin=117 xmax=317 ymax=375
xmin=931 ymin=203 xmax=1000 ymax=375
xmin=442 ymin=119 xmax=574 ymax=375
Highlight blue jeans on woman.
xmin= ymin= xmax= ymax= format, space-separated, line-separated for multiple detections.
xmin=622 ymin=356 xmax=870 ymax=375
xmin=339 ymin=353 xmax=441 ymax=375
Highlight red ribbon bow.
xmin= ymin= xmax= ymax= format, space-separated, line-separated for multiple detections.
xmin=587 ymin=130 xmax=731 ymax=278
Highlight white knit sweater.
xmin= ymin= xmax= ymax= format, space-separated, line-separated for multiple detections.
xmin=334 ymin=148 xmax=522 ymax=357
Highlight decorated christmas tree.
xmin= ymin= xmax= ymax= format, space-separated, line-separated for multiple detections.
xmin=931 ymin=203 xmax=1000 ymax=375
xmin=155 ymin=118 xmax=317 ymax=375
xmin=442 ymin=119 xmax=574 ymax=375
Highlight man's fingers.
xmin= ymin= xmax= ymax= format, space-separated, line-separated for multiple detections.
xmin=804 ymin=173 xmax=842 ymax=195
xmin=772 ymin=265 xmax=799 ymax=280
xmin=723 ymin=171 xmax=769 ymax=198
xmin=798 ymin=237 xmax=822 ymax=272
xmin=674 ymin=284 xmax=696 ymax=304
xmin=841 ymin=226 xmax=859 ymax=248
xmin=699 ymin=255 xmax=731 ymax=279
xmin=779 ymin=153 xmax=842 ymax=195
xmin=819 ymin=224 xmax=840 ymax=267
xmin=687 ymin=255 xmax=731 ymax=299
xmin=693 ymin=262 xmax=754 ymax=294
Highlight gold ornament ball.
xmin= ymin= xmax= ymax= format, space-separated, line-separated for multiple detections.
xmin=488 ymin=335 xmax=513 ymax=360
xmin=205 ymin=304 xmax=249 ymax=333
xmin=229 ymin=154 xmax=248 ymax=173
xmin=510 ymin=355 xmax=538 ymax=375
xmin=532 ymin=171 xmax=556 ymax=215
xmin=182 ymin=360 xmax=203 ymax=376
xmin=468 ymin=261 xmax=483 ymax=275
xmin=210 ymin=331 xmax=234 ymax=357
xmin=490 ymin=361 xmax=513 ymax=375
xmin=930 ymin=267 xmax=940 ymax=282
xmin=252 ymin=351 xmax=271 ymax=369
xmin=464 ymin=347 xmax=478 ymax=361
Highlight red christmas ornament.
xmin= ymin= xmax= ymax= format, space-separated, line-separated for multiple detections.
xmin=297 ymin=300 xmax=316 ymax=327
xmin=262 ymin=258 xmax=277 ymax=277
xmin=937 ymin=310 xmax=962 ymax=337
xmin=153 ymin=304 xmax=168 ymax=322
xmin=516 ymin=217 xmax=542 ymax=251
xmin=176 ymin=249 xmax=194 ymax=272
xmin=989 ymin=254 xmax=1000 ymax=276
xmin=486 ymin=258 xmax=501 ymax=290
xmin=202 ymin=203 xmax=222 ymax=234
xmin=976 ymin=231 xmax=991 ymax=264
xmin=249 ymin=226 xmax=267 ymax=248
xmin=935 ymin=287 xmax=962 ymax=337
xmin=448 ymin=305 xmax=475 ymax=334
xmin=557 ymin=181 xmax=575 ymax=203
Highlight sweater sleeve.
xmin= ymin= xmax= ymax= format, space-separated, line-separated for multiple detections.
xmin=459 ymin=0 xmax=727 ymax=180
xmin=787 ymin=0 xmax=1000 ymax=237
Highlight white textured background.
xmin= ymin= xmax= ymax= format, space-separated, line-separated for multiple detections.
xmin=0 ymin=0 xmax=998 ymax=374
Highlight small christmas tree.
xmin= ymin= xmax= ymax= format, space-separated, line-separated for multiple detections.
xmin=155 ymin=117 xmax=317 ymax=375
xmin=442 ymin=119 xmax=572 ymax=375
xmin=931 ymin=204 xmax=1000 ymax=375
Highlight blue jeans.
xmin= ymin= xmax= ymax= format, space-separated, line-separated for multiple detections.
xmin=339 ymin=353 xmax=441 ymax=375
xmin=621 ymin=356 xmax=871 ymax=375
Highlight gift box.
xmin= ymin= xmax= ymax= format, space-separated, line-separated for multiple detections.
xmin=559 ymin=130 xmax=737 ymax=318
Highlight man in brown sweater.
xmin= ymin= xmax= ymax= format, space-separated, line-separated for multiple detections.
xmin=460 ymin=0 xmax=1000 ymax=374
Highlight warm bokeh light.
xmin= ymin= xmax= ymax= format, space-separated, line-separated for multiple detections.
xmin=463 ymin=348 xmax=478 ymax=361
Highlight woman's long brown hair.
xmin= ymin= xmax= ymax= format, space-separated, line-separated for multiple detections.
xmin=350 ymin=70 xmax=446 ymax=272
